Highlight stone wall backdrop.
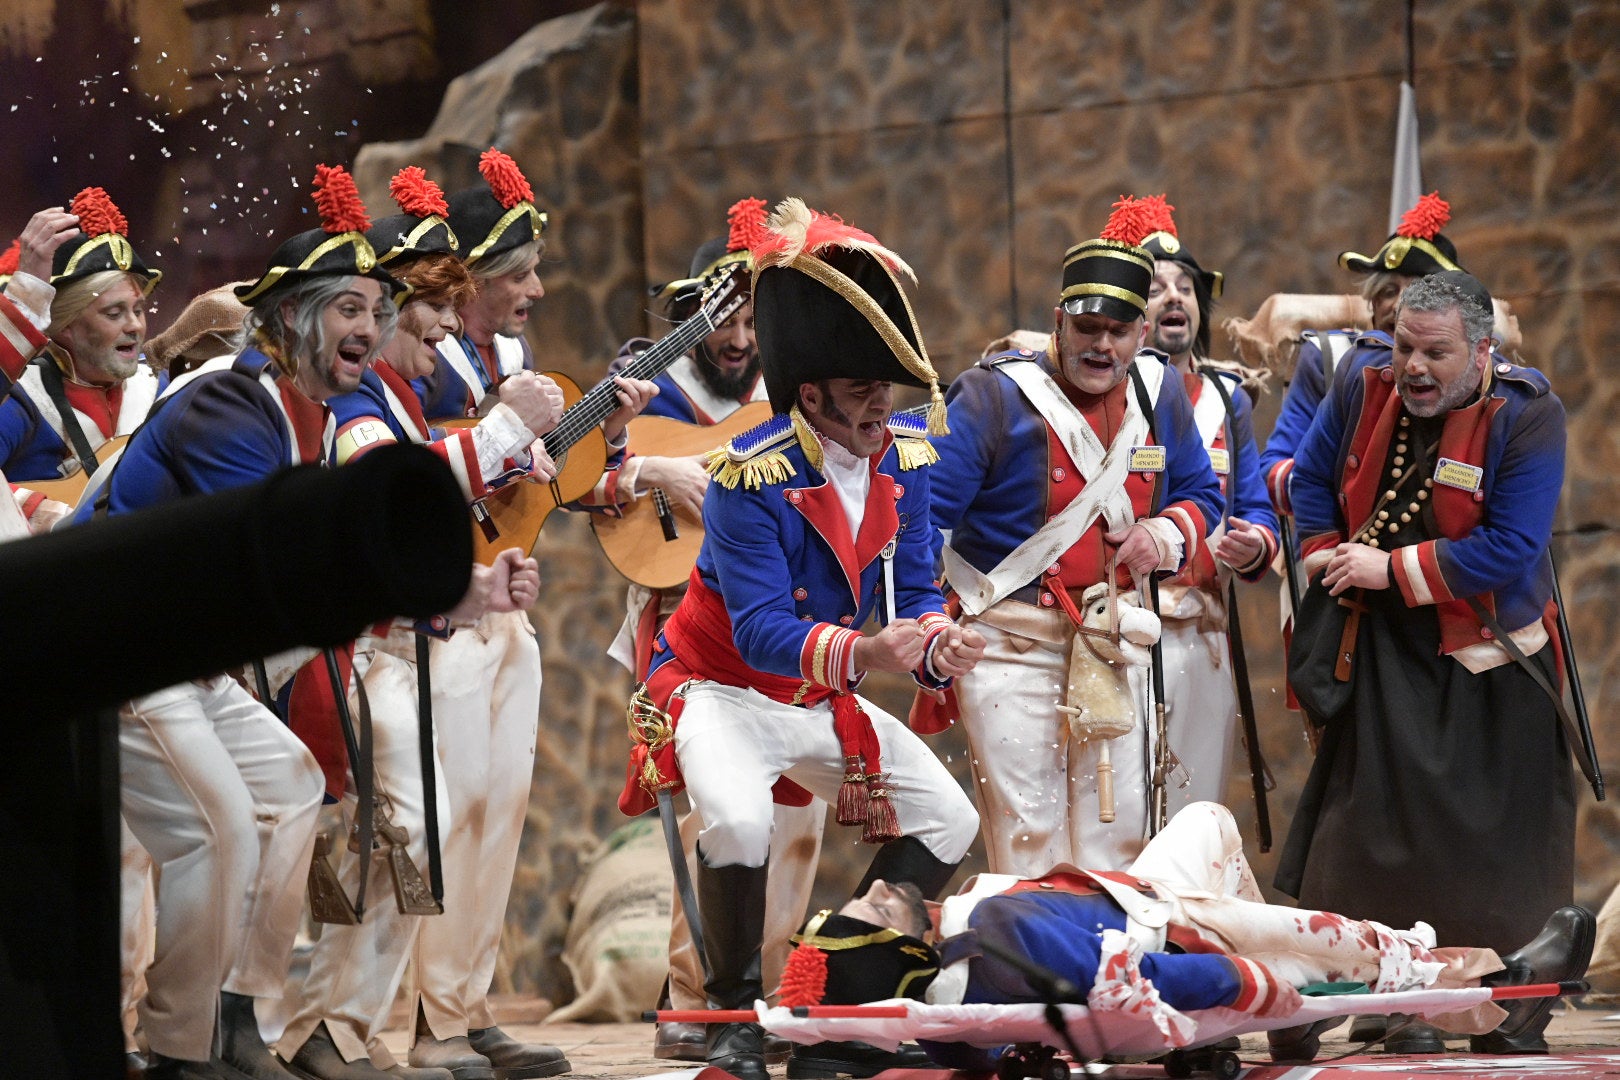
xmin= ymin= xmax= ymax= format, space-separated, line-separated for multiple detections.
xmin=3 ymin=0 xmax=1616 ymax=1013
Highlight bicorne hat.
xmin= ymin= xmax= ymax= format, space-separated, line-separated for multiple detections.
xmin=52 ymin=187 xmax=162 ymax=296
xmin=367 ymin=166 xmax=459 ymax=268
xmin=1138 ymin=193 xmax=1223 ymax=299
xmin=1060 ymin=195 xmax=1157 ymax=324
xmin=779 ymin=911 xmax=940 ymax=1007
xmin=751 ymin=198 xmax=947 ymax=433
xmin=235 ymin=164 xmax=404 ymax=303
xmin=653 ymin=196 xmax=770 ymax=312
xmin=1339 ymin=191 xmax=1465 ymax=277
xmin=446 ymin=148 xmax=547 ymax=270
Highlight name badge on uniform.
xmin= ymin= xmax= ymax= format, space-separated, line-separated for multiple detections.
xmin=1433 ymin=457 xmax=1484 ymax=493
xmin=1206 ymin=447 xmax=1230 ymax=475
xmin=1129 ymin=445 xmax=1166 ymax=473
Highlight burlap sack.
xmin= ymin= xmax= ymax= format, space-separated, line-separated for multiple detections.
xmin=546 ymin=816 xmax=673 ymax=1022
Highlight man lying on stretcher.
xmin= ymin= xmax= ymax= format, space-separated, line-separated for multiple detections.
xmin=784 ymin=802 xmax=1592 ymax=1065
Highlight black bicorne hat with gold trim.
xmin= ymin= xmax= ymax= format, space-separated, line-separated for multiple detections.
xmin=446 ymin=148 xmax=547 ymax=271
xmin=752 ymin=198 xmax=947 ymax=433
xmin=653 ymin=197 xmax=769 ymax=312
xmin=1138 ymin=194 xmax=1223 ymax=299
xmin=1340 ymin=191 xmax=1466 ymax=277
xmin=779 ymin=912 xmax=940 ymax=1007
xmin=235 ymin=164 xmax=404 ymax=303
xmin=366 ymin=166 xmax=459 ymax=268
xmin=1060 ymin=195 xmax=1157 ymax=324
xmin=52 ymin=187 xmax=162 ymax=296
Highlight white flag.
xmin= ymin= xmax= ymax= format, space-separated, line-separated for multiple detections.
xmin=1389 ymin=81 xmax=1423 ymax=232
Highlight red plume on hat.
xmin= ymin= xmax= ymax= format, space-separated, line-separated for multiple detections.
xmin=311 ymin=164 xmax=371 ymax=235
xmin=725 ymin=197 xmax=771 ymax=254
xmin=388 ymin=166 xmax=449 ymax=218
xmin=70 ymin=187 xmax=130 ymax=238
xmin=1396 ymin=191 xmax=1451 ymax=241
xmin=1098 ymin=194 xmax=1157 ymax=246
xmin=0 ymin=239 xmax=19 ymax=276
xmin=750 ymin=197 xmax=915 ymax=281
xmin=1140 ymin=193 xmax=1179 ymax=238
xmin=478 ymin=148 xmax=534 ymax=211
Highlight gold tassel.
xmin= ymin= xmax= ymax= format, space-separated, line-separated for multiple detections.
xmin=704 ymin=446 xmax=795 ymax=490
xmin=894 ymin=438 xmax=938 ymax=471
xmin=927 ymin=388 xmax=950 ymax=436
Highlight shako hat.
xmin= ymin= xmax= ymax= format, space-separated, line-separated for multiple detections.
xmin=653 ymin=197 xmax=770 ymax=312
xmin=52 ymin=187 xmax=162 ymax=295
xmin=778 ymin=911 xmax=939 ymax=1007
xmin=235 ymin=164 xmax=404 ymax=303
xmin=1340 ymin=191 xmax=1465 ymax=276
xmin=446 ymin=148 xmax=547 ymax=270
xmin=1060 ymin=194 xmax=1157 ymax=324
xmin=0 ymin=239 xmax=19 ymax=291
xmin=1138 ymin=193 xmax=1223 ymax=299
xmin=367 ymin=166 xmax=459 ymax=268
xmin=751 ymin=198 xmax=947 ymax=434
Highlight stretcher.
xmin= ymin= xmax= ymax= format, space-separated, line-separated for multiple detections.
xmin=649 ymin=981 xmax=1584 ymax=1078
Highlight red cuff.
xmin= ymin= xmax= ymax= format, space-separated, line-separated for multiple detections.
xmin=800 ymin=623 xmax=861 ymax=690
xmin=1266 ymin=459 xmax=1294 ymax=515
xmin=1390 ymin=541 xmax=1451 ymax=607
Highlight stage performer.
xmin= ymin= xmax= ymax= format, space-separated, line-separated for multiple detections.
xmin=1138 ymin=197 xmax=1277 ymax=812
xmin=927 ymin=195 xmax=1222 ymax=874
xmin=405 ymin=148 xmax=652 ymax=1080
xmin=0 ymin=189 xmax=162 ymax=495
xmin=619 ymin=197 xmax=984 ymax=1080
xmin=79 ymin=165 xmax=402 ymax=1080
xmin=1275 ymin=270 xmax=1576 ymax=1055
xmin=785 ymin=801 xmax=1592 ymax=1064
xmin=1258 ymin=192 xmax=1466 ymax=520
xmin=275 ymin=166 xmax=565 ymax=1080
xmin=602 ymin=200 xmax=827 ymax=1066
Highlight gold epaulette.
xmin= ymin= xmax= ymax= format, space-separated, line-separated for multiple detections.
xmin=887 ymin=409 xmax=938 ymax=471
xmin=705 ymin=412 xmax=798 ymax=490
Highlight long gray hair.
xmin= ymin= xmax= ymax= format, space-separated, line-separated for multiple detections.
xmin=238 ymin=275 xmax=398 ymax=373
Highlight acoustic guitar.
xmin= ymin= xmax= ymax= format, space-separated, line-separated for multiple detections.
xmin=17 ymin=435 xmax=130 ymax=505
xmin=443 ymin=262 xmax=750 ymax=565
xmin=592 ymin=403 xmax=933 ymax=589
xmin=591 ymin=401 xmax=772 ymax=589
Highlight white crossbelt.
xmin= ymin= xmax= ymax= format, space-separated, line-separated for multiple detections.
xmin=943 ymin=357 xmax=1163 ymax=615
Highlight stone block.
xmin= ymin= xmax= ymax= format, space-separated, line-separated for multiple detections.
xmin=638 ymin=0 xmax=1004 ymax=154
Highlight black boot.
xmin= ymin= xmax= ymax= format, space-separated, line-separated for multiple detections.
xmin=1479 ymin=905 xmax=1595 ymax=1044
xmin=852 ymin=836 xmax=958 ymax=900
xmin=1266 ymin=1016 xmax=1344 ymax=1062
xmin=699 ymin=861 xmax=770 ymax=1080
xmin=218 ymin=992 xmax=302 ymax=1080
xmin=786 ymin=1040 xmax=935 ymax=1078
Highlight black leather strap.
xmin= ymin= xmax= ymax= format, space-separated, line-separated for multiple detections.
xmin=32 ymin=354 xmax=102 ymax=477
xmin=415 ymin=631 xmax=444 ymax=909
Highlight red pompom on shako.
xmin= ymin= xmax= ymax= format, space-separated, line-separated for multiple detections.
xmin=312 ymin=164 xmax=371 ymax=235
xmin=389 ymin=166 xmax=449 ymax=219
xmin=1060 ymin=194 xmax=1157 ymax=323
xmin=1396 ymin=191 xmax=1451 ymax=240
xmin=0 ymin=239 xmax=19 ymax=277
xmin=53 ymin=187 xmax=161 ymax=292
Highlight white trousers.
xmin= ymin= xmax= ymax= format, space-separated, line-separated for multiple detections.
xmin=120 ymin=817 xmax=155 ymax=1052
xmin=1131 ymin=802 xmax=1502 ymax=1026
xmin=954 ymin=617 xmax=1150 ymax=876
xmin=121 ymin=675 xmax=324 ymax=1061
xmin=673 ymin=681 xmax=978 ymax=870
xmin=1159 ymin=618 xmax=1239 ymax=813
xmin=412 ymin=609 xmax=541 ymax=1041
xmin=281 ymin=629 xmax=453 ymax=1067
xmin=666 ymin=797 xmax=826 ymax=1009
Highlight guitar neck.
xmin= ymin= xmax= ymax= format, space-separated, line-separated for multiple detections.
xmin=540 ymin=312 xmax=715 ymax=457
